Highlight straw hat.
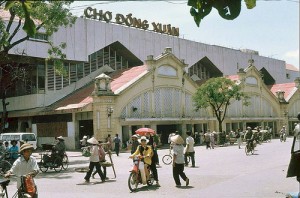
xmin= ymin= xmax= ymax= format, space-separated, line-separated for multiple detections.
xmin=131 ymin=135 xmax=138 ymax=139
xmin=170 ymin=135 xmax=184 ymax=145
xmin=138 ymin=136 xmax=149 ymax=143
xmin=87 ymin=137 xmax=99 ymax=145
xmin=19 ymin=143 xmax=34 ymax=153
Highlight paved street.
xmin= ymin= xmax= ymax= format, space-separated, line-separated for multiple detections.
xmin=4 ymin=138 xmax=299 ymax=198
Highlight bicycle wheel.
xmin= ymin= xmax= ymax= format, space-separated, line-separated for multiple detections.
xmin=53 ymin=158 xmax=62 ymax=172
xmin=62 ymin=154 xmax=68 ymax=170
xmin=39 ymin=161 xmax=48 ymax=173
xmin=245 ymin=145 xmax=251 ymax=156
xmin=128 ymin=172 xmax=138 ymax=192
xmin=162 ymin=155 xmax=172 ymax=165
xmin=250 ymin=147 xmax=254 ymax=155
xmin=0 ymin=160 xmax=12 ymax=174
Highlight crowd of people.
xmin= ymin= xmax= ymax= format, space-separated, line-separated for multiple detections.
xmin=0 ymin=139 xmax=27 ymax=164
xmin=2 ymin=116 xmax=299 ymax=194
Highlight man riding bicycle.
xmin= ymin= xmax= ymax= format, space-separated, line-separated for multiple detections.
xmin=279 ymin=126 xmax=286 ymax=139
xmin=244 ymin=127 xmax=254 ymax=150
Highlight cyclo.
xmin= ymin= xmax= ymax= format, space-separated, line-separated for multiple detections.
xmin=38 ymin=144 xmax=68 ymax=172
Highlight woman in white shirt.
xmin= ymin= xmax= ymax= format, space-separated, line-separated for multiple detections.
xmin=84 ymin=137 xmax=105 ymax=183
xmin=171 ymin=135 xmax=189 ymax=187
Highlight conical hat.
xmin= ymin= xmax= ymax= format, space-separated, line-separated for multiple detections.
xmin=170 ymin=135 xmax=184 ymax=145
xmin=87 ymin=137 xmax=99 ymax=145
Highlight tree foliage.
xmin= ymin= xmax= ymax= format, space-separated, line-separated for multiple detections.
xmin=193 ymin=77 xmax=249 ymax=132
xmin=0 ymin=1 xmax=76 ymax=132
xmin=188 ymin=0 xmax=256 ymax=27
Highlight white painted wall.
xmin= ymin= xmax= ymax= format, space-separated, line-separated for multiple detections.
xmin=8 ymin=17 xmax=294 ymax=85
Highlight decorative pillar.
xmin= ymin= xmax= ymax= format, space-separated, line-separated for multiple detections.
xmin=92 ymin=73 xmax=116 ymax=142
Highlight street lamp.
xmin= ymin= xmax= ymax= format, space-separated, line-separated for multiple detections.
xmin=107 ymin=107 xmax=114 ymax=117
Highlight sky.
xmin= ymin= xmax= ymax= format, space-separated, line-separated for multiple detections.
xmin=70 ymin=0 xmax=299 ymax=69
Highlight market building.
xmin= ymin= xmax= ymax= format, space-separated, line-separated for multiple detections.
xmin=1 ymin=9 xmax=299 ymax=149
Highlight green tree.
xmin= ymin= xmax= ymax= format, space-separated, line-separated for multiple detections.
xmin=0 ymin=1 xmax=76 ymax=132
xmin=188 ymin=0 xmax=256 ymax=27
xmin=193 ymin=77 xmax=249 ymax=132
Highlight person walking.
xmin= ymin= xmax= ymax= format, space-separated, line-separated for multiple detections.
xmin=84 ymin=137 xmax=105 ymax=183
xmin=184 ymin=131 xmax=195 ymax=167
xmin=145 ymin=133 xmax=160 ymax=187
xmin=130 ymin=135 xmax=139 ymax=154
xmin=80 ymin=136 xmax=87 ymax=148
xmin=236 ymin=129 xmax=242 ymax=149
xmin=204 ymin=131 xmax=211 ymax=149
xmin=171 ymin=135 xmax=189 ymax=187
xmin=210 ymin=131 xmax=215 ymax=149
xmin=106 ymin=134 xmax=112 ymax=151
xmin=92 ymin=142 xmax=107 ymax=180
xmin=113 ymin=134 xmax=121 ymax=156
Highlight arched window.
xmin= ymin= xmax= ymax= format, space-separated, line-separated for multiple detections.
xmin=157 ymin=65 xmax=177 ymax=77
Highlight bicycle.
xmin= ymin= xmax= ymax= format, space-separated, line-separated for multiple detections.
xmin=162 ymin=148 xmax=190 ymax=165
xmin=245 ymin=140 xmax=254 ymax=156
xmin=0 ymin=173 xmax=38 ymax=198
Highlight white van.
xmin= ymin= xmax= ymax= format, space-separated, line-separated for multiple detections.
xmin=0 ymin=132 xmax=37 ymax=150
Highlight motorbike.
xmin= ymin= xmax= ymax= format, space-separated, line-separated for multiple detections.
xmin=280 ymin=133 xmax=286 ymax=142
xmin=128 ymin=156 xmax=154 ymax=192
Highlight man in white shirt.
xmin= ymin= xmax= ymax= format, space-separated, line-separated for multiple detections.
xmin=184 ymin=131 xmax=195 ymax=167
xmin=5 ymin=143 xmax=39 ymax=190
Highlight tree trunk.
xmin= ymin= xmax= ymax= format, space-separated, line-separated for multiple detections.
xmin=218 ymin=120 xmax=223 ymax=132
xmin=1 ymin=92 xmax=8 ymax=133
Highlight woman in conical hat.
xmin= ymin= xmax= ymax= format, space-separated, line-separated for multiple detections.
xmin=84 ymin=137 xmax=105 ymax=183
xmin=171 ymin=134 xmax=189 ymax=187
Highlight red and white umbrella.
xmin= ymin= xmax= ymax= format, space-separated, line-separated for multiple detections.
xmin=135 ymin=128 xmax=156 ymax=136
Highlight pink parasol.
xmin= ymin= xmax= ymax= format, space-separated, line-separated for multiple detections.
xmin=135 ymin=128 xmax=156 ymax=136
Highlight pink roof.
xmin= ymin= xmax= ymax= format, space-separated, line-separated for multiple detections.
xmin=54 ymin=65 xmax=148 ymax=110
xmin=226 ymin=75 xmax=239 ymax=81
xmin=286 ymin=64 xmax=299 ymax=71
xmin=268 ymin=82 xmax=296 ymax=100
xmin=110 ymin=65 xmax=147 ymax=92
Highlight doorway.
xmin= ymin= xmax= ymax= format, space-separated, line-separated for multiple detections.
xmin=157 ymin=124 xmax=179 ymax=144
xmin=79 ymin=120 xmax=93 ymax=140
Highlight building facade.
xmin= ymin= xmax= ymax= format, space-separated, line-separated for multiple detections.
xmin=1 ymin=10 xmax=299 ymax=149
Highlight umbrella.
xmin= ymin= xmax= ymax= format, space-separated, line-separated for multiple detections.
xmin=135 ymin=128 xmax=156 ymax=136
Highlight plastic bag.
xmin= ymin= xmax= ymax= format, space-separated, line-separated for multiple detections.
xmin=82 ymin=148 xmax=91 ymax=157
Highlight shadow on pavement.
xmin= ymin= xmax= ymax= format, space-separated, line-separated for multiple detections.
xmin=176 ymin=186 xmax=194 ymax=189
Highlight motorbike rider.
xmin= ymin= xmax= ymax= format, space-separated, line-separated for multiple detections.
xmin=244 ymin=127 xmax=254 ymax=149
xmin=5 ymin=143 xmax=39 ymax=197
xmin=129 ymin=136 xmax=153 ymax=185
